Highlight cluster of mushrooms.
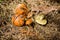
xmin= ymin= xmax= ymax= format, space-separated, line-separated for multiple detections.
xmin=12 ymin=4 xmax=47 ymax=27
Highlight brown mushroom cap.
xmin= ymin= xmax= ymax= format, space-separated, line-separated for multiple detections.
xmin=26 ymin=18 xmax=33 ymax=25
xmin=14 ymin=4 xmax=28 ymax=15
xmin=12 ymin=15 xmax=25 ymax=27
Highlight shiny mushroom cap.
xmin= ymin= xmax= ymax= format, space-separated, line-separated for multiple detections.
xmin=14 ymin=4 xmax=28 ymax=15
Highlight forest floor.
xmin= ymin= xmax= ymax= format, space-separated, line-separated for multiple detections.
xmin=0 ymin=0 xmax=60 ymax=40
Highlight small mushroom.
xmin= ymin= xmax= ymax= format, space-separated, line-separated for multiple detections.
xmin=27 ymin=12 xmax=33 ymax=18
xmin=26 ymin=18 xmax=33 ymax=25
xmin=34 ymin=14 xmax=47 ymax=25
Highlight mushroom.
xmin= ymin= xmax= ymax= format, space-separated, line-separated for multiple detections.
xmin=26 ymin=18 xmax=33 ymax=25
xmin=12 ymin=15 xmax=25 ymax=27
xmin=34 ymin=14 xmax=47 ymax=25
xmin=14 ymin=4 xmax=28 ymax=15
